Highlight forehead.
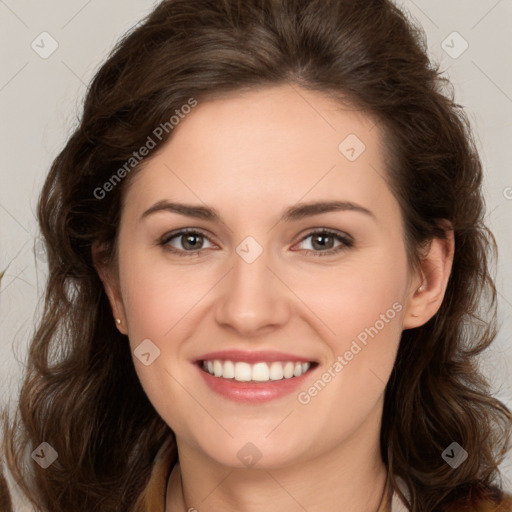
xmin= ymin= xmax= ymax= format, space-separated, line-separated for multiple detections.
xmin=124 ymin=85 xmax=397 ymax=224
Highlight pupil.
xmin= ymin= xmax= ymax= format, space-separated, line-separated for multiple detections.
xmin=313 ymin=235 xmax=333 ymax=250
xmin=184 ymin=234 xmax=201 ymax=249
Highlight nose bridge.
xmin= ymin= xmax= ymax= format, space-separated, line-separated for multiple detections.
xmin=214 ymin=235 xmax=289 ymax=333
xmin=228 ymin=238 xmax=275 ymax=306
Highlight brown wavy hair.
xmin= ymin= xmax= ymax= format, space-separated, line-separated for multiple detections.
xmin=3 ymin=0 xmax=512 ymax=510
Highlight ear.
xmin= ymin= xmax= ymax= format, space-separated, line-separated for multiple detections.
xmin=402 ymin=225 xmax=455 ymax=330
xmin=92 ymin=241 xmax=128 ymax=335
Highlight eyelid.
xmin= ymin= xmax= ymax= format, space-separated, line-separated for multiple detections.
xmin=158 ymin=228 xmax=216 ymax=250
xmin=158 ymin=227 xmax=354 ymax=257
xmin=296 ymin=227 xmax=353 ymax=245
xmin=292 ymin=228 xmax=354 ymax=256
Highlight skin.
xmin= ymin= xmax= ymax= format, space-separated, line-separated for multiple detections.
xmin=96 ymin=84 xmax=454 ymax=511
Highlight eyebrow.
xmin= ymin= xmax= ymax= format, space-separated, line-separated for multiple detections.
xmin=140 ymin=199 xmax=376 ymax=223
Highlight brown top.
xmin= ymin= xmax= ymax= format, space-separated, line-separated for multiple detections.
xmin=131 ymin=437 xmax=512 ymax=512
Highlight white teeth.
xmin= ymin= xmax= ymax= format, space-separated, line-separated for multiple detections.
xmin=269 ymin=362 xmax=284 ymax=380
xmin=283 ymin=362 xmax=294 ymax=379
xmin=201 ymin=360 xmax=312 ymax=382
xmin=235 ymin=362 xmax=252 ymax=381
xmin=251 ymin=362 xmax=270 ymax=381
xmin=223 ymin=360 xmax=235 ymax=379
xmin=213 ymin=360 xmax=223 ymax=377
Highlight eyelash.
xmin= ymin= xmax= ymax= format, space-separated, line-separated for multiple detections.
xmin=158 ymin=228 xmax=354 ymax=258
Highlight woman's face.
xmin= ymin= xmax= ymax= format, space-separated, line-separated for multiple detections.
xmin=110 ymin=85 xmax=420 ymax=468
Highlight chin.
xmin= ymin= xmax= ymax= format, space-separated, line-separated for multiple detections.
xmin=195 ymin=434 xmax=312 ymax=471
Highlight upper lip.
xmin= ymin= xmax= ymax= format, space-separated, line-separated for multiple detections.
xmin=194 ymin=350 xmax=318 ymax=364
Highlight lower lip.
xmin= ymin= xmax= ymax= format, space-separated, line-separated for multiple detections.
xmin=196 ymin=364 xmax=316 ymax=403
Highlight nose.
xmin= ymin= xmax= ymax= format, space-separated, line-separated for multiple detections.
xmin=214 ymin=245 xmax=291 ymax=337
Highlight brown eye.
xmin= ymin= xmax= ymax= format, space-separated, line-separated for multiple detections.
xmin=179 ymin=233 xmax=205 ymax=250
xmin=159 ymin=229 xmax=215 ymax=256
xmin=295 ymin=230 xmax=353 ymax=257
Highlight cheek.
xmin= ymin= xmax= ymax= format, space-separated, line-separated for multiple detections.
xmin=292 ymin=254 xmax=406 ymax=444
xmin=117 ymin=249 xmax=202 ymax=429
xmin=292 ymin=245 xmax=407 ymax=422
xmin=294 ymin=246 xmax=407 ymax=351
xmin=119 ymin=250 xmax=211 ymax=344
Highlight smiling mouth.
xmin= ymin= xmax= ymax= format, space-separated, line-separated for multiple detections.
xmin=198 ymin=359 xmax=318 ymax=382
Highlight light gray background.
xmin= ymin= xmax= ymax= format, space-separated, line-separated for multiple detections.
xmin=1 ymin=0 xmax=511 ymax=508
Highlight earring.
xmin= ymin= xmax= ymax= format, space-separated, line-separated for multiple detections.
xmin=115 ymin=318 xmax=121 ymax=325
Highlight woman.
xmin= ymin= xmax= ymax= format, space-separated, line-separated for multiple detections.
xmin=2 ymin=0 xmax=512 ymax=511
